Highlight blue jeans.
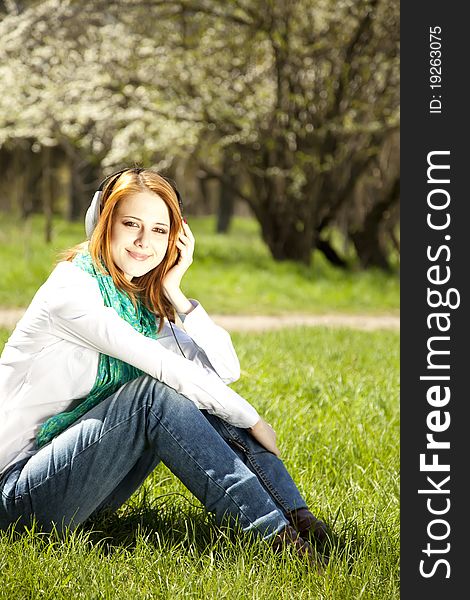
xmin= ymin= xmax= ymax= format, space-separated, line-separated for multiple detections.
xmin=0 ymin=376 xmax=307 ymax=539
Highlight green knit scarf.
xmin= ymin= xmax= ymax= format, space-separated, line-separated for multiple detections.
xmin=36 ymin=251 xmax=158 ymax=448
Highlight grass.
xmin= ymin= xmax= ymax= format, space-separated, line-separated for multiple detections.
xmin=0 ymin=325 xmax=399 ymax=599
xmin=0 ymin=214 xmax=399 ymax=314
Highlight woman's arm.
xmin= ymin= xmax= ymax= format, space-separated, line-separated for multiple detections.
xmin=160 ymin=221 xmax=241 ymax=382
xmin=47 ymin=263 xmax=258 ymax=429
xmin=159 ymin=221 xmax=280 ymax=454
xmin=157 ymin=302 xmax=240 ymax=383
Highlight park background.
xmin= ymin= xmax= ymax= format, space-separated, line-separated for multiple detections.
xmin=0 ymin=1 xmax=399 ymax=598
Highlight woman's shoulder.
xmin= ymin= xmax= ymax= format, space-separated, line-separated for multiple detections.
xmin=41 ymin=261 xmax=104 ymax=320
xmin=49 ymin=260 xmax=97 ymax=283
xmin=43 ymin=260 xmax=102 ymax=301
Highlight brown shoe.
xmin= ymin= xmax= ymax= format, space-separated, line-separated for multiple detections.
xmin=286 ymin=508 xmax=330 ymax=546
xmin=271 ymin=524 xmax=327 ymax=572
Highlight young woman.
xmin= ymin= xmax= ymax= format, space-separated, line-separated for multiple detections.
xmin=0 ymin=168 xmax=328 ymax=566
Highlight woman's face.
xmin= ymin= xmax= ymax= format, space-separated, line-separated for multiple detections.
xmin=111 ymin=191 xmax=171 ymax=281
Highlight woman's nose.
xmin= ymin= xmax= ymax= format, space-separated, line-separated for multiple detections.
xmin=135 ymin=229 xmax=150 ymax=248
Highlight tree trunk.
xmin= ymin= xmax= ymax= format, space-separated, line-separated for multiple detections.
xmin=317 ymin=239 xmax=349 ymax=268
xmin=197 ymin=175 xmax=212 ymax=214
xmin=11 ymin=142 xmax=38 ymax=219
xmin=216 ymin=155 xmax=236 ymax=233
xmin=41 ymin=146 xmax=53 ymax=243
xmin=68 ymin=158 xmax=100 ymax=221
xmin=258 ymin=205 xmax=314 ymax=265
xmin=68 ymin=163 xmax=82 ymax=221
xmin=350 ymin=178 xmax=400 ymax=270
xmin=350 ymin=229 xmax=391 ymax=271
xmin=216 ymin=182 xmax=234 ymax=233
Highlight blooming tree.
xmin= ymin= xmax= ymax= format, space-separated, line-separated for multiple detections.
xmin=0 ymin=0 xmax=399 ymax=267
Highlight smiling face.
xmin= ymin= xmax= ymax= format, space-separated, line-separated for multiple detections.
xmin=110 ymin=191 xmax=171 ymax=281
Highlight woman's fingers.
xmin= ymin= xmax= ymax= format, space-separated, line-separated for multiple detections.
xmin=177 ymin=228 xmax=195 ymax=258
xmin=176 ymin=237 xmax=193 ymax=253
xmin=175 ymin=238 xmax=193 ymax=265
xmin=248 ymin=418 xmax=281 ymax=456
xmin=177 ymin=234 xmax=191 ymax=247
xmin=181 ymin=224 xmax=195 ymax=247
xmin=182 ymin=220 xmax=195 ymax=239
xmin=178 ymin=223 xmax=194 ymax=242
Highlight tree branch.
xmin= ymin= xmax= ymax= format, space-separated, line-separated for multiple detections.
xmin=197 ymin=162 xmax=255 ymax=208
xmin=326 ymin=0 xmax=379 ymax=120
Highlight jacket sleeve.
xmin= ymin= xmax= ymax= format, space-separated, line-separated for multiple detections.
xmin=46 ymin=263 xmax=259 ymax=428
xmin=157 ymin=300 xmax=240 ymax=384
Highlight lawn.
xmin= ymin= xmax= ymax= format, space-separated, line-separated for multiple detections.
xmin=0 ymin=325 xmax=399 ymax=599
xmin=0 ymin=214 xmax=399 ymax=315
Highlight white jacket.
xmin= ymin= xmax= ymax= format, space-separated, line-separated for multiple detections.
xmin=0 ymin=261 xmax=259 ymax=475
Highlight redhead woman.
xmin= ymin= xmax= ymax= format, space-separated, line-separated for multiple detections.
xmin=0 ymin=168 xmax=328 ymax=567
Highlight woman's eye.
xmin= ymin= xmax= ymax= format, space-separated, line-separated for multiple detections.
xmin=123 ymin=221 xmax=167 ymax=234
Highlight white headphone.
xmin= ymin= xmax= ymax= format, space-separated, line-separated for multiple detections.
xmin=84 ymin=168 xmax=184 ymax=239
xmin=85 ymin=190 xmax=102 ymax=239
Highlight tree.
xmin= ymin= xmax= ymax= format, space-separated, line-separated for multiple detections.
xmin=0 ymin=0 xmax=202 ymax=217
xmin=125 ymin=0 xmax=399 ymax=266
xmin=195 ymin=0 xmax=399 ymax=266
xmin=0 ymin=0 xmax=399 ymax=268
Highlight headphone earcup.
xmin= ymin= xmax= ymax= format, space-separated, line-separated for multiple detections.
xmin=85 ymin=190 xmax=102 ymax=239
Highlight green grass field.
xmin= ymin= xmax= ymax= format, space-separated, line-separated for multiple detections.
xmin=0 ymin=326 xmax=399 ymax=599
xmin=0 ymin=214 xmax=399 ymax=314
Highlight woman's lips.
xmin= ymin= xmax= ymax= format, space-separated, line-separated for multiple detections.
xmin=126 ymin=249 xmax=151 ymax=261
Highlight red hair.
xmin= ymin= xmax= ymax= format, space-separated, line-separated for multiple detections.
xmin=61 ymin=169 xmax=183 ymax=332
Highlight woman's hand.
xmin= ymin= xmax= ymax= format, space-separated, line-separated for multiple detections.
xmin=249 ymin=418 xmax=281 ymax=457
xmin=162 ymin=221 xmax=195 ymax=314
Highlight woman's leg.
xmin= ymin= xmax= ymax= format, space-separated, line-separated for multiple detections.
xmin=0 ymin=376 xmax=288 ymax=539
xmin=88 ymin=408 xmax=307 ymax=521
xmin=201 ymin=412 xmax=329 ymax=545
xmin=85 ymin=446 xmax=162 ymax=519
xmin=201 ymin=411 xmax=307 ymax=515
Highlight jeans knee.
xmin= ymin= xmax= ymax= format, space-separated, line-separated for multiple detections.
xmin=144 ymin=376 xmax=195 ymax=420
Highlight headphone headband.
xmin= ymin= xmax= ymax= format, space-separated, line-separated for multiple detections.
xmin=85 ymin=167 xmax=184 ymax=239
xmin=97 ymin=168 xmax=134 ymax=192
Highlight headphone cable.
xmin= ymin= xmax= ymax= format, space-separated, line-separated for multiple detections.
xmin=168 ymin=317 xmax=187 ymax=359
